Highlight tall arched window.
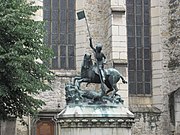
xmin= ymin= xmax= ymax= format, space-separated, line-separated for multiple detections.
xmin=127 ymin=0 xmax=152 ymax=95
xmin=43 ymin=0 xmax=76 ymax=69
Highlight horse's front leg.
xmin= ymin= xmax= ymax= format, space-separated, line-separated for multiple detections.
xmin=75 ymin=78 xmax=90 ymax=90
xmin=75 ymin=78 xmax=83 ymax=89
xmin=73 ymin=76 xmax=81 ymax=85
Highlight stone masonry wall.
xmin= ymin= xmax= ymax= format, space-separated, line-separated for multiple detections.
xmin=151 ymin=0 xmax=180 ymax=134
xmin=111 ymin=0 xmax=127 ymax=61
xmin=76 ymin=0 xmax=88 ymax=72
xmin=151 ymin=1 xmax=171 ymax=134
xmin=0 ymin=119 xmax=16 ymax=135
xmin=167 ymin=0 xmax=180 ymax=130
xmin=84 ymin=0 xmax=110 ymax=54
xmin=37 ymin=71 xmax=77 ymax=110
xmin=111 ymin=0 xmax=128 ymax=107
xmin=131 ymin=111 xmax=161 ymax=135
xmin=76 ymin=0 xmax=111 ymax=71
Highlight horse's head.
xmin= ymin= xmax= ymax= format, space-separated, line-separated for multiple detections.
xmin=82 ymin=54 xmax=93 ymax=69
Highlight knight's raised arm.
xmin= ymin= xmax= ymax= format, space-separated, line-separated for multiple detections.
xmin=89 ymin=38 xmax=95 ymax=52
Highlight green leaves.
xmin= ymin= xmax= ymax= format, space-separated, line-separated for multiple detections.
xmin=0 ymin=0 xmax=54 ymax=120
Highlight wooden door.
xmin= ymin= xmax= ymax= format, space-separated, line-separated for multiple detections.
xmin=36 ymin=120 xmax=54 ymax=135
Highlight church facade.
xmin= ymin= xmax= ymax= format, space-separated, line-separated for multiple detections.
xmin=1 ymin=0 xmax=179 ymax=135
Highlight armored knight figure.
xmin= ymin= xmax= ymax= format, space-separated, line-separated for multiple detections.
xmin=89 ymin=38 xmax=106 ymax=82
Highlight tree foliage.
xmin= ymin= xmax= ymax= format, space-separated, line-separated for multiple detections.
xmin=0 ymin=0 xmax=54 ymax=120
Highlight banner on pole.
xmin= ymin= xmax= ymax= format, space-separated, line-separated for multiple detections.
xmin=77 ymin=10 xmax=86 ymax=20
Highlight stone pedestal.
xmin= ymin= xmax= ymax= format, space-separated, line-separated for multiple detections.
xmin=0 ymin=118 xmax=16 ymax=135
xmin=57 ymin=104 xmax=134 ymax=135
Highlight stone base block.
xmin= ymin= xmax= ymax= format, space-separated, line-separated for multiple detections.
xmin=61 ymin=127 xmax=131 ymax=135
xmin=57 ymin=104 xmax=134 ymax=135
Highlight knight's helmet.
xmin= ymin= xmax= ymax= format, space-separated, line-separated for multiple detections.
xmin=95 ymin=43 xmax=102 ymax=52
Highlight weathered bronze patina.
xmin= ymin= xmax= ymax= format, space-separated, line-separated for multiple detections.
xmin=65 ymin=52 xmax=127 ymax=104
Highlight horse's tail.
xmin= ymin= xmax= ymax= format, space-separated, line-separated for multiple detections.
xmin=116 ymin=72 xmax=127 ymax=84
xmin=118 ymin=73 xmax=127 ymax=84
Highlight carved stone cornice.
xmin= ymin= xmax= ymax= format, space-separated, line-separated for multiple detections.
xmin=58 ymin=117 xmax=134 ymax=128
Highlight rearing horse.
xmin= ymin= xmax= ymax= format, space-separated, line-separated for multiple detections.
xmin=74 ymin=54 xmax=127 ymax=98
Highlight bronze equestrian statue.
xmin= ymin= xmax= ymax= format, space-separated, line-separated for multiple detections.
xmin=74 ymin=53 xmax=127 ymax=98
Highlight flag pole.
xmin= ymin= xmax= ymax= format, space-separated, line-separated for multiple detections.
xmin=84 ymin=15 xmax=91 ymax=38
xmin=77 ymin=10 xmax=91 ymax=38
